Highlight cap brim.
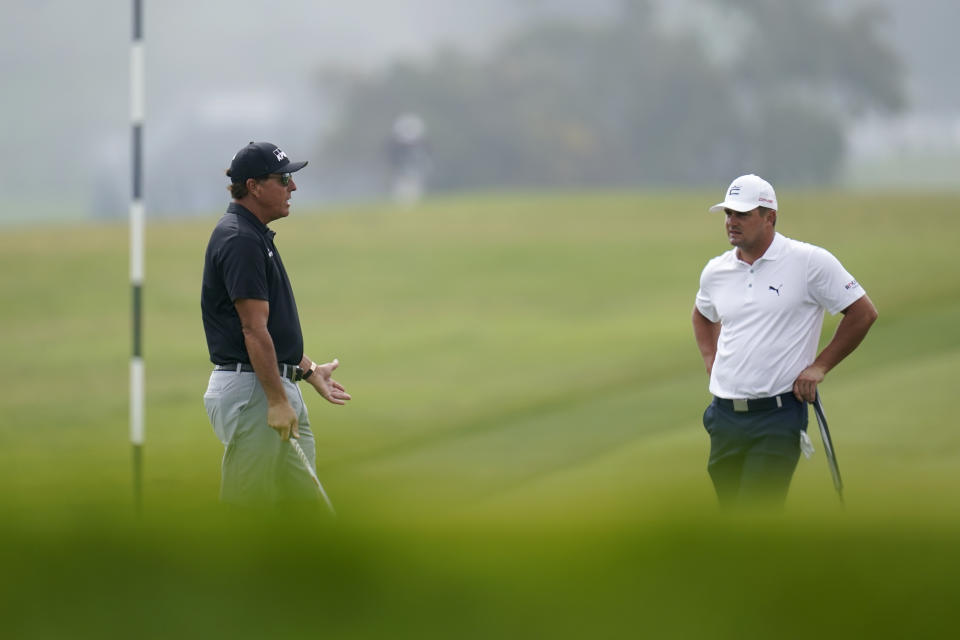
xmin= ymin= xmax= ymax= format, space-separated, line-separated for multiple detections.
xmin=708 ymin=200 xmax=755 ymax=213
xmin=282 ymin=160 xmax=308 ymax=173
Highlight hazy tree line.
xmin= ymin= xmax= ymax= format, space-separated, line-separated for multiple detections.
xmin=317 ymin=0 xmax=905 ymax=193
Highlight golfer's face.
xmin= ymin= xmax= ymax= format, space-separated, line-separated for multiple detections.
xmin=259 ymin=173 xmax=297 ymax=221
xmin=724 ymin=207 xmax=770 ymax=248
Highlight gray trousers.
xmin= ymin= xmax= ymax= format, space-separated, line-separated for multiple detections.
xmin=203 ymin=369 xmax=317 ymax=506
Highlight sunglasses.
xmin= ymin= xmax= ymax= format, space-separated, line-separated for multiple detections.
xmin=268 ymin=172 xmax=293 ymax=186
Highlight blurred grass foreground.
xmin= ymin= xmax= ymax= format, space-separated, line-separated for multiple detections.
xmin=1 ymin=190 xmax=958 ymax=638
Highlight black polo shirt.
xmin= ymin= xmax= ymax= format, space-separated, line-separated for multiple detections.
xmin=201 ymin=203 xmax=303 ymax=365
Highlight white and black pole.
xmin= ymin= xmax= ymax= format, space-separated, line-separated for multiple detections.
xmin=130 ymin=0 xmax=145 ymax=515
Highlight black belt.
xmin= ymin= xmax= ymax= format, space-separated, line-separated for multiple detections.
xmin=214 ymin=362 xmax=303 ymax=382
xmin=714 ymin=393 xmax=795 ymax=413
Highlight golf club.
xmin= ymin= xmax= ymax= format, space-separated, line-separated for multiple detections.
xmin=812 ymin=391 xmax=844 ymax=505
xmin=289 ymin=437 xmax=337 ymax=516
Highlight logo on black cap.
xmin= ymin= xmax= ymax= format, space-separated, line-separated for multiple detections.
xmin=227 ymin=141 xmax=308 ymax=183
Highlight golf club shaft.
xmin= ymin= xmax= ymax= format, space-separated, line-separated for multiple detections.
xmin=813 ymin=392 xmax=844 ymax=503
xmin=289 ymin=438 xmax=337 ymax=516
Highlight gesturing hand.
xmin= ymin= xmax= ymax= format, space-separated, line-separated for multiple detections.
xmin=308 ymin=358 xmax=352 ymax=405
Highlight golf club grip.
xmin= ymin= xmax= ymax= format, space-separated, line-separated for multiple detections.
xmin=289 ymin=438 xmax=320 ymax=486
xmin=289 ymin=439 xmax=337 ymax=516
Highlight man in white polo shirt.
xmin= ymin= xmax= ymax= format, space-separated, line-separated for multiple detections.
xmin=692 ymin=174 xmax=877 ymax=508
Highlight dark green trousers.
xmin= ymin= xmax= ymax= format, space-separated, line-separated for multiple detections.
xmin=702 ymin=394 xmax=808 ymax=509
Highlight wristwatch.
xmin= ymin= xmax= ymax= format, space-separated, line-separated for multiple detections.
xmin=300 ymin=362 xmax=319 ymax=381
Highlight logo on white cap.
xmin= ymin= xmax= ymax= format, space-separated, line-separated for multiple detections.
xmin=709 ymin=174 xmax=777 ymax=213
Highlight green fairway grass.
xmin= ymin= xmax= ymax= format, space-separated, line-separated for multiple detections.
xmin=2 ymin=190 xmax=958 ymax=638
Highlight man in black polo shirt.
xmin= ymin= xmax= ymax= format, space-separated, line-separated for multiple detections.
xmin=202 ymin=141 xmax=351 ymax=506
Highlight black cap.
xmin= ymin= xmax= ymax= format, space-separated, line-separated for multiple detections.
xmin=226 ymin=141 xmax=308 ymax=183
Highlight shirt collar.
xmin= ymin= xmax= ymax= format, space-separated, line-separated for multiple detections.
xmin=759 ymin=232 xmax=786 ymax=261
xmin=227 ymin=202 xmax=276 ymax=239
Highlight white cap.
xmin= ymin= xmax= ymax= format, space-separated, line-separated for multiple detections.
xmin=708 ymin=174 xmax=777 ymax=213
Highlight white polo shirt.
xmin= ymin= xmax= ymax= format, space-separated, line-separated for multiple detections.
xmin=695 ymin=233 xmax=865 ymax=399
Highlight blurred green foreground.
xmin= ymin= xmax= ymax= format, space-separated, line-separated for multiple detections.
xmin=1 ymin=191 xmax=958 ymax=638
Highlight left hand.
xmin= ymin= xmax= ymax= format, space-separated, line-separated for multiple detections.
xmin=308 ymin=358 xmax=352 ymax=405
xmin=793 ymin=364 xmax=826 ymax=403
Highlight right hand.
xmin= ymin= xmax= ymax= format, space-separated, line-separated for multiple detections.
xmin=267 ymin=401 xmax=299 ymax=441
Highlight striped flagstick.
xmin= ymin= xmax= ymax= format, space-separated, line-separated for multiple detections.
xmin=130 ymin=0 xmax=145 ymax=514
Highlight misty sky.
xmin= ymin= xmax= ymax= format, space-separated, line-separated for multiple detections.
xmin=2 ymin=0 xmax=958 ymax=222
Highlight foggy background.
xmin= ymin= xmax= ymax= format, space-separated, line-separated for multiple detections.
xmin=2 ymin=0 xmax=958 ymax=225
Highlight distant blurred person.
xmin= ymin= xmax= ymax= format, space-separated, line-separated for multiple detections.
xmin=201 ymin=141 xmax=351 ymax=508
xmin=691 ymin=174 xmax=877 ymax=509
xmin=386 ymin=113 xmax=431 ymax=207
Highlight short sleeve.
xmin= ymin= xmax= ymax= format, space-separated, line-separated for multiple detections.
xmin=218 ymin=235 xmax=269 ymax=302
xmin=807 ymin=246 xmax=865 ymax=315
xmin=695 ymin=266 xmax=720 ymax=323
